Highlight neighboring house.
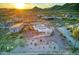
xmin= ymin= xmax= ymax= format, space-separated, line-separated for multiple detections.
xmin=12 ymin=17 xmax=23 ymax=22
xmin=64 ymin=13 xmax=79 ymax=19
xmin=42 ymin=16 xmax=55 ymax=20
xmin=58 ymin=27 xmax=79 ymax=48
xmin=0 ymin=22 xmax=12 ymax=28
xmin=9 ymin=23 xmax=24 ymax=33
xmin=42 ymin=16 xmax=62 ymax=20
xmin=0 ymin=19 xmax=15 ymax=28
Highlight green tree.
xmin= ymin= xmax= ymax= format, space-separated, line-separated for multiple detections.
xmin=72 ymin=27 xmax=79 ymax=48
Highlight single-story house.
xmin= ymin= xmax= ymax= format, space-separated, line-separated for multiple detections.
xmin=9 ymin=23 xmax=24 ymax=33
xmin=33 ymin=23 xmax=53 ymax=36
xmin=64 ymin=13 xmax=79 ymax=19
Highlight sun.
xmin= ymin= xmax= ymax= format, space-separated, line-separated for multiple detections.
xmin=15 ymin=3 xmax=25 ymax=9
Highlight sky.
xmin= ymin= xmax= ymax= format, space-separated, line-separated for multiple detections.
xmin=0 ymin=3 xmax=64 ymax=9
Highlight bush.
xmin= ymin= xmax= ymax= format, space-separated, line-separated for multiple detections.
xmin=0 ymin=43 xmax=16 ymax=52
xmin=0 ymin=33 xmax=18 ymax=52
xmin=72 ymin=48 xmax=79 ymax=53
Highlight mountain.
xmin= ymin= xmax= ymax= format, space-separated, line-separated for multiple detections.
xmin=32 ymin=6 xmax=42 ymax=11
xmin=60 ymin=3 xmax=79 ymax=11
xmin=48 ymin=3 xmax=79 ymax=11
xmin=49 ymin=5 xmax=62 ymax=10
xmin=31 ymin=3 xmax=79 ymax=12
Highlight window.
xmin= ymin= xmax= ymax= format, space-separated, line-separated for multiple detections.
xmin=53 ymin=46 xmax=56 ymax=49
xmin=34 ymin=43 xmax=37 ymax=46
xmin=40 ymin=40 xmax=42 ymax=42
xmin=69 ymin=40 xmax=71 ymax=43
xmin=13 ymin=29 xmax=15 ymax=32
xmin=30 ymin=42 xmax=32 ymax=45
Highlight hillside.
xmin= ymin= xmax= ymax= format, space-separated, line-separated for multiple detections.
xmin=50 ymin=3 xmax=79 ymax=11
xmin=31 ymin=6 xmax=42 ymax=11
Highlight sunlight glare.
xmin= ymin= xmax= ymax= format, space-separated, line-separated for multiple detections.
xmin=15 ymin=3 xmax=25 ymax=9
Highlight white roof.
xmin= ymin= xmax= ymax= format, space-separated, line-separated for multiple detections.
xmin=11 ymin=23 xmax=23 ymax=28
xmin=33 ymin=24 xmax=52 ymax=33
